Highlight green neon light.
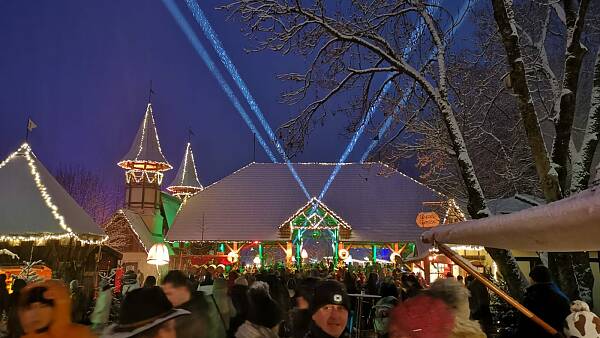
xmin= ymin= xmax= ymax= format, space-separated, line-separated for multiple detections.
xmin=372 ymin=245 xmax=377 ymax=263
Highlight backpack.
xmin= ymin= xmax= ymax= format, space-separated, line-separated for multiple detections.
xmin=372 ymin=296 xmax=398 ymax=334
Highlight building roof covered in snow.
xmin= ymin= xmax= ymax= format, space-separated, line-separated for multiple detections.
xmin=118 ymin=103 xmax=171 ymax=171
xmin=487 ymin=193 xmax=545 ymax=215
xmin=167 ymin=162 xmax=447 ymax=243
xmin=167 ymin=142 xmax=203 ymax=195
xmin=423 ymin=186 xmax=600 ymax=252
xmin=0 ymin=143 xmax=106 ymax=242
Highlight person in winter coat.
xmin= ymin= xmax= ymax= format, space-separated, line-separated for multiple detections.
xmin=6 ymin=278 xmax=26 ymax=338
xmin=101 ymin=286 xmax=190 ymax=338
xmin=17 ymin=279 xmax=95 ymax=338
xmin=161 ymin=270 xmax=218 ymax=338
xmin=388 ymin=295 xmax=455 ymax=338
xmin=280 ymin=277 xmax=320 ymax=338
xmin=143 ymin=276 xmax=157 ymax=288
xmin=91 ymin=280 xmax=113 ymax=332
xmin=0 ymin=274 xmax=9 ymax=318
xmin=465 ymin=275 xmax=493 ymax=335
xmin=422 ymin=278 xmax=486 ymax=338
xmin=121 ymin=270 xmax=140 ymax=297
xmin=400 ymin=274 xmax=422 ymax=300
xmin=373 ymin=281 xmax=399 ymax=338
xmin=235 ymin=281 xmax=282 ymax=338
xmin=304 ymin=280 xmax=350 ymax=338
xmin=563 ymin=300 xmax=600 ymax=338
xmin=228 ymin=282 xmax=249 ymax=338
xmin=212 ymin=278 xmax=236 ymax=331
xmin=516 ymin=265 xmax=570 ymax=338
xmin=69 ymin=280 xmax=86 ymax=323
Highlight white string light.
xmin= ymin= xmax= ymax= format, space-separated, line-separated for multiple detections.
xmin=0 ymin=144 xmax=107 ymax=245
xmin=119 ymin=210 xmax=149 ymax=252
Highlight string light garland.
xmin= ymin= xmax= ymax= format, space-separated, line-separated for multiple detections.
xmin=118 ymin=210 xmax=149 ymax=252
xmin=118 ymin=103 xmax=172 ymax=172
xmin=167 ymin=142 xmax=203 ymax=199
xmin=0 ymin=143 xmax=107 ymax=245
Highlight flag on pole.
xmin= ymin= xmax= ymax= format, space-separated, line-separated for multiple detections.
xmin=27 ymin=118 xmax=37 ymax=132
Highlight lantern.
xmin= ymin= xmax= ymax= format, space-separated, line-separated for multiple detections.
xmin=253 ymin=256 xmax=261 ymax=265
xmin=301 ymin=249 xmax=308 ymax=259
xmin=147 ymin=243 xmax=170 ymax=266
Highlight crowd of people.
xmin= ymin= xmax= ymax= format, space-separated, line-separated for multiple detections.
xmin=0 ymin=264 xmax=598 ymax=338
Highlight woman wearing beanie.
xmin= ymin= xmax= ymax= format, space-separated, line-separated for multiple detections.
xmin=235 ymin=282 xmax=282 ymax=338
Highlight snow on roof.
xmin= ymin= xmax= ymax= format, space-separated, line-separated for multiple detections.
xmin=118 ymin=103 xmax=171 ymax=171
xmin=119 ymin=209 xmax=157 ymax=252
xmin=167 ymin=162 xmax=446 ymax=243
xmin=167 ymin=142 xmax=203 ymax=193
xmin=0 ymin=143 xmax=106 ymax=242
xmin=422 ymin=187 xmax=600 ymax=252
xmin=487 ymin=193 xmax=544 ymax=215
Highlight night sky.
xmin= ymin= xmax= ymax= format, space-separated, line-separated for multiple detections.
xmin=0 ymin=1 xmax=467 ymax=190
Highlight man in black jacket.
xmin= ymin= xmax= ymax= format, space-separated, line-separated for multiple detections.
xmin=516 ymin=265 xmax=570 ymax=338
xmin=162 ymin=270 xmax=220 ymax=338
xmin=304 ymin=280 xmax=350 ymax=338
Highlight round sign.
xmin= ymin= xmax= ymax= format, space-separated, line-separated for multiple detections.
xmin=416 ymin=211 xmax=440 ymax=228
xmin=227 ymin=251 xmax=239 ymax=263
xmin=338 ymin=249 xmax=349 ymax=260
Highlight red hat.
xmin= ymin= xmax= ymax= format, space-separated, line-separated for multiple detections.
xmin=388 ymin=295 xmax=454 ymax=338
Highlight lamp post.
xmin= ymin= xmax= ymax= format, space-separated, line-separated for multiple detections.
xmin=301 ymin=249 xmax=308 ymax=266
xmin=147 ymin=243 xmax=170 ymax=278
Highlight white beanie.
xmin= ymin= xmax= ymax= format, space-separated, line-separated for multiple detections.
xmin=564 ymin=300 xmax=600 ymax=338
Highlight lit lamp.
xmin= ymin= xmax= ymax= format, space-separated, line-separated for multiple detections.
xmin=253 ymin=256 xmax=261 ymax=265
xmin=301 ymin=249 xmax=308 ymax=259
xmin=147 ymin=243 xmax=170 ymax=266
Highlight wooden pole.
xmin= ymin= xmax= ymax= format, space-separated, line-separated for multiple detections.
xmin=436 ymin=243 xmax=558 ymax=336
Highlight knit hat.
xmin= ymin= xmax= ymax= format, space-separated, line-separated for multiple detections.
xmin=103 ymin=287 xmax=190 ymax=338
xmin=310 ymin=280 xmax=350 ymax=314
xmin=529 ymin=265 xmax=552 ymax=283
xmin=564 ymin=300 xmax=600 ymax=338
xmin=388 ymin=295 xmax=454 ymax=338
xmin=247 ymin=285 xmax=283 ymax=328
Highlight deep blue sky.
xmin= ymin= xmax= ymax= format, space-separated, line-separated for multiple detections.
xmin=0 ymin=1 xmax=468 ymax=190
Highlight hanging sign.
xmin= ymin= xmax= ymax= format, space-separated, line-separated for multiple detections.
xmin=416 ymin=211 xmax=440 ymax=228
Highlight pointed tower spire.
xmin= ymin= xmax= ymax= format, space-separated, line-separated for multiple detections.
xmin=167 ymin=142 xmax=203 ymax=199
xmin=118 ymin=103 xmax=171 ymax=213
xmin=118 ymin=103 xmax=171 ymax=172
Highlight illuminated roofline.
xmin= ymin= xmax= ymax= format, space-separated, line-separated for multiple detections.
xmin=0 ymin=143 xmax=107 ymax=245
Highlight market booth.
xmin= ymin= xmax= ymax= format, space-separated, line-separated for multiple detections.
xmin=0 ymin=143 xmax=118 ymax=294
xmin=422 ymin=186 xmax=600 ymax=334
xmin=166 ymin=162 xmax=466 ymax=276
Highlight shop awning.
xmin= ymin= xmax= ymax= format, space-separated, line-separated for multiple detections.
xmin=421 ymin=187 xmax=600 ymax=252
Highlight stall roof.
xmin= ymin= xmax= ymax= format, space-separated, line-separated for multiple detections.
xmin=0 ymin=143 xmax=106 ymax=242
xmin=167 ymin=162 xmax=446 ymax=243
xmin=422 ymin=186 xmax=600 ymax=252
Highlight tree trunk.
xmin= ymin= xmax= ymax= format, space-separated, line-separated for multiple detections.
xmin=571 ymin=50 xmax=600 ymax=193
xmin=564 ymin=50 xmax=600 ymax=306
xmin=491 ymin=0 xmax=563 ymax=203
xmin=492 ymin=0 xmax=595 ymax=303
xmin=438 ymin=100 xmax=529 ymax=298
xmin=550 ymin=0 xmax=590 ymax=189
